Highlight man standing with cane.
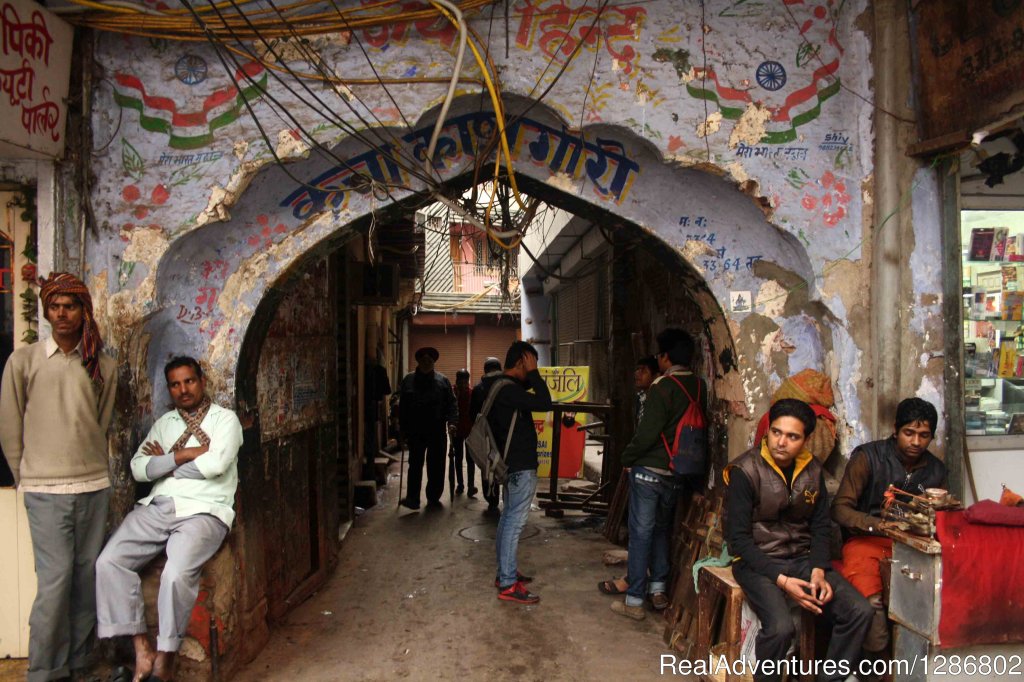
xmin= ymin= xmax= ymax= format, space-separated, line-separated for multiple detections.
xmin=397 ymin=347 xmax=457 ymax=509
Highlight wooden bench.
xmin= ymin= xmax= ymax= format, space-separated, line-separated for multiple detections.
xmin=695 ymin=565 xmax=816 ymax=682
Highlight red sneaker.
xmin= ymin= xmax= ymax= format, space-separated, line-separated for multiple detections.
xmin=497 ymin=581 xmax=540 ymax=604
xmin=493 ymin=571 xmax=534 ymax=588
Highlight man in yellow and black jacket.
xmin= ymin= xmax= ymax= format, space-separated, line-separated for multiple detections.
xmin=724 ymin=398 xmax=873 ymax=682
xmin=611 ymin=328 xmax=705 ymax=620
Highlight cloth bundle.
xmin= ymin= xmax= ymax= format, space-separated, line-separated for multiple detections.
xmin=753 ymin=369 xmax=838 ymax=462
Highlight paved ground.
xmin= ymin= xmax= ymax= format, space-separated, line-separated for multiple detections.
xmin=234 ymin=470 xmax=691 ymax=682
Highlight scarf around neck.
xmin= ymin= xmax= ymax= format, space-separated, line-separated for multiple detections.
xmin=171 ymin=395 xmax=213 ymax=451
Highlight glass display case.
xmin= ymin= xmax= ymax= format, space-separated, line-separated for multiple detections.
xmin=962 ymin=210 xmax=1024 ymax=436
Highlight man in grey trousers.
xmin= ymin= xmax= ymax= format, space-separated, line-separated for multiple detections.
xmin=0 ymin=273 xmax=117 ymax=682
xmin=96 ymin=356 xmax=242 ymax=682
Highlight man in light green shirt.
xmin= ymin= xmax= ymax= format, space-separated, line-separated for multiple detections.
xmin=96 ymin=356 xmax=242 ymax=682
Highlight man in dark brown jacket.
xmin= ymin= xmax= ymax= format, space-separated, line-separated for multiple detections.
xmin=725 ymin=398 xmax=872 ymax=682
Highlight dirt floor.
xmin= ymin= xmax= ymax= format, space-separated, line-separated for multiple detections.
xmin=234 ymin=471 xmax=694 ymax=682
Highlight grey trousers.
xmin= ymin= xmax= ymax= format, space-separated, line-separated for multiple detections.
xmin=23 ymin=488 xmax=111 ymax=682
xmin=95 ymin=496 xmax=228 ymax=652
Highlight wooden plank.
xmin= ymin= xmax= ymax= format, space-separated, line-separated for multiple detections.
xmin=911 ymin=1 xmax=1024 ymax=152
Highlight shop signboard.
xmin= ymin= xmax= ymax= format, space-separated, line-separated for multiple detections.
xmin=534 ymin=366 xmax=589 ymax=479
xmin=910 ymin=1 xmax=1024 ymax=155
xmin=0 ymin=0 xmax=72 ymax=159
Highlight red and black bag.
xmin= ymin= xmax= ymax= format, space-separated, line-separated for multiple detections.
xmin=660 ymin=374 xmax=707 ymax=475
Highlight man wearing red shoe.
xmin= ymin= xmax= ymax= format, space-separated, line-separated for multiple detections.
xmin=488 ymin=341 xmax=552 ymax=604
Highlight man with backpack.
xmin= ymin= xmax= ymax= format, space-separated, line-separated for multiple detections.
xmin=470 ymin=357 xmax=505 ymax=515
xmin=485 ymin=341 xmax=552 ymax=604
xmin=613 ymin=329 xmax=706 ymax=620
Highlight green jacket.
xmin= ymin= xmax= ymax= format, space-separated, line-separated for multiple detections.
xmin=620 ymin=368 xmax=706 ymax=470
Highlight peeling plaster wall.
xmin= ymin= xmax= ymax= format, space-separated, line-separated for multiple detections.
xmin=83 ymin=0 xmax=898 ymax=460
xmin=909 ymin=167 xmax=947 ymax=448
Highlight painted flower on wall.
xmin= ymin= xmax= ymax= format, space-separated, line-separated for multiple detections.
xmin=246 ymin=214 xmax=288 ymax=249
xmin=800 ymin=170 xmax=850 ymax=227
xmin=120 ymin=183 xmax=172 ymax=238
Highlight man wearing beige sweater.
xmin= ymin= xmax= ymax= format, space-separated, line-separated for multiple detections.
xmin=0 ymin=273 xmax=117 ymax=682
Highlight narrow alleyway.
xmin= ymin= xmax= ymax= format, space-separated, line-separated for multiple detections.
xmin=234 ymin=467 xmax=693 ymax=682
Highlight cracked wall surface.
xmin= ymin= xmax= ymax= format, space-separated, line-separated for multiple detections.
xmin=82 ymin=0 xmax=942 ymax=457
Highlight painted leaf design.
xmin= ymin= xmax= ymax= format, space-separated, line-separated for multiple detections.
xmin=122 ymin=139 xmax=145 ymax=181
xmin=169 ymin=163 xmax=202 ymax=187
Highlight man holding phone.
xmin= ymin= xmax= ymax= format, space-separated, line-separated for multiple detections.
xmin=724 ymin=398 xmax=873 ymax=682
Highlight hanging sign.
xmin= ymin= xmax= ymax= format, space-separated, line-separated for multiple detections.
xmin=0 ymin=0 xmax=72 ymax=158
xmin=534 ymin=366 xmax=589 ymax=479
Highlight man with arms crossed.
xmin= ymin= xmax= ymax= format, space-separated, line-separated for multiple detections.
xmin=725 ymin=398 xmax=873 ymax=682
xmin=96 ymin=356 xmax=242 ymax=682
xmin=0 ymin=273 xmax=117 ymax=682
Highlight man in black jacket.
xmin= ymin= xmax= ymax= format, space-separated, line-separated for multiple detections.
xmin=488 ymin=341 xmax=552 ymax=604
xmin=725 ymin=398 xmax=872 ymax=682
xmin=398 ymin=347 xmax=457 ymax=509
xmin=470 ymin=356 xmax=504 ymax=515
xmin=831 ymin=397 xmax=946 ymax=658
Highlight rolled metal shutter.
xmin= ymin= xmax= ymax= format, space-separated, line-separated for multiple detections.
xmin=471 ymin=321 xmax=520 ymax=376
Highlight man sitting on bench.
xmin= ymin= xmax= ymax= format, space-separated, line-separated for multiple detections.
xmin=96 ymin=357 xmax=242 ymax=682
xmin=724 ymin=398 xmax=872 ymax=682
xmin=831 ymin=397 xmax=946 ymax=667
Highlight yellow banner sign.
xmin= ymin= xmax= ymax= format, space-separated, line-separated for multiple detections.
xmin=535 ymin=366 xmax=589 ymax=478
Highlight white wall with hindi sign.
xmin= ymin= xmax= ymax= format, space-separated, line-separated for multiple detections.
xmin=0 ymin=0 xmax=72 ymax=158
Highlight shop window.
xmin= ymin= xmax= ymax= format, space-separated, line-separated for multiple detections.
xmin=961 ymin=210 xmax=1024 ymax=435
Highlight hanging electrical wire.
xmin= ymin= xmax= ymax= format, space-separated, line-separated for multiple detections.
xmin=216 ymin=0 xmax=439 ymax=190
xmin=61 ymin=0 xmax=500 ymax=42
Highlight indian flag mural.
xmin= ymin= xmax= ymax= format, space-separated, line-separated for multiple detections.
xmin=113 ymin=61 xmax=267 ymax=150
xmin=686 ymin=0 xmax=844 ymax=145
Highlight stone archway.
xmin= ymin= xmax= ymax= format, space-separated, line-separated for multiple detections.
xmin=107 ymin=93 xmax=847 ymax=678
xmin=141 ymin=94 xmax=816 ymax=414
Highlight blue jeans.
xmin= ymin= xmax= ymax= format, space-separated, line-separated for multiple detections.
xmin=495 ymin=470 xmax=538 ymax=587
xmin=626 ymin=466 xmax=680 ymax=605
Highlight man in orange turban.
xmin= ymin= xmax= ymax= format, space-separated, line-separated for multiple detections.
xmin=0 ymin=272 xmax=116 ymax=681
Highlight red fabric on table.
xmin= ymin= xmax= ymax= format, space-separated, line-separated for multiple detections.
xmin=936 ymin=510 xmax=1024 ymax=648
xmin=964 ymin=499 xmax=1024 ymax=526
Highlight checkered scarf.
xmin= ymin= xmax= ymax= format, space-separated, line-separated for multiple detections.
xmin=39 ymin=272 xmax=105 ymax=390
xmin=171 ymin=395 xmax=212 ymax=452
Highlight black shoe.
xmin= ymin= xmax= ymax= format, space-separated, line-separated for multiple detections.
xmin=456 ymin=484 xmax=464 ymax=495
xmin=483 ymin=505 xmax=500 ymax=518
xmin=399 ymin=498 xmax=420 ymax=510
xmin=467 ymin=487 xmax=478 ymax=498
xmin=426 ymin=499 xmax=443 ymax=508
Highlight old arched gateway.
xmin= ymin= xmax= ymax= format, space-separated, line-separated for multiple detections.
xmin=56 ymin=2 xmax=938 ymax=677
xmin=111 ymin=94 xmax=839 ymax=674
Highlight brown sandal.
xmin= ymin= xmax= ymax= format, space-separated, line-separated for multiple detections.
xmin=598 ymin=579 xmax=628 ymax=595
xmin=649 ymin=592 xmax=669 ymax=610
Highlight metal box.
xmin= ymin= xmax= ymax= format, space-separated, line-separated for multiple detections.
xmin=888 ymin=540 xmax=942 ymax=643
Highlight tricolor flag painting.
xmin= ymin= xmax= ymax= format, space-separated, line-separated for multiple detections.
xmin=113 ymin=62 xmax=267 ymax=150
xmin=686 ymin=0 xmax=844 ymax=145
